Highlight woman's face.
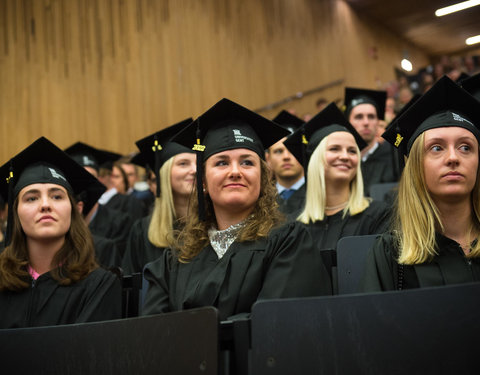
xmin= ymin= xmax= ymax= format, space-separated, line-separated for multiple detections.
xmin=17 ymin=183 xmax=72 ymax=241
xmin=170 ymin=153 xmax=196 ymax=198
xmin=423 ymin=127 xmax=479 ymax=203
xmin=204 ymin=148 xmax=261 ymax=217
xmin=111 ymin=165 xmax=127 ymax=194
xmin=324 ymin=132 xmax=359 ymax=184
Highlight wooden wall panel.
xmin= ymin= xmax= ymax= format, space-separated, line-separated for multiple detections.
xmin=0 ymin=0 xmax=430 ymax=162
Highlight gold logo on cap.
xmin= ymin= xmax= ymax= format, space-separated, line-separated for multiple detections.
xmin=301 ymin=135 xmax=308 ymax=145
xmin=152 ymin=140 xmax=162 ymax=152
xmin=394 ymin=133 xmax=403 ymax=148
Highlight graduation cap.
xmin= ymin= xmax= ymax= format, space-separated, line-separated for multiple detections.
xmin=383 ymin=75 xmax=480 ymax=157
xmin=74 ymin=179 xmax=106 ymax=218
xmin=129 ymin=152 xmax=148 ymax=170
xmin=460 ymin=72 xmax=480 ymax=101
xmin=344 ymin=87 xmax=387 ymax=121
xmin=64 ymin=142 xmax=122 ymax=172
xmin=455 ymin=72 xmax=471 ymax=84
xmin=0 ymin=137 xmax=105 ymax=246
xmin=283 ymin=102 xmax=367 ymax=170
xmin=172 ymin=98 xmax=290 ymax=220
xmin=272 ymin=110 xmax=304 ymax=134
xmin=134 ymin=118 xmax=194 ymax=197
xmin=393 ymin=94 xmax=421 ymax=117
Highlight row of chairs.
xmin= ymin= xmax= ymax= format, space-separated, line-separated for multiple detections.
xmin=4 ymin=282 xmax=478 ymax=374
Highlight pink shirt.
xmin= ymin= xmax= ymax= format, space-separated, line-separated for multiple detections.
xmin=27 ymin=265 xmax=41 ymax=280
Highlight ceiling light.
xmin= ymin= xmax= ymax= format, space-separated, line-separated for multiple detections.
xmin=401 ymin=59 xmax=413 ymax=72
xmin=466 ymin=35 xmax=480 ymax=45
xmin=435 ymin=0 xmax=480 ymax=17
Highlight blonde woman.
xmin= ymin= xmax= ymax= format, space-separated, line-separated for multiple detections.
xmin=362 ymin=76 xmax=480 ymax=291
xmin=121 ymin=119 xmax=196 ymax=275
xmin=284 ymin=103 xmax=391 ymax=251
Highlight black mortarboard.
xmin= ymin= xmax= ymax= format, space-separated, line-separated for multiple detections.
xmin=383 ymin=75 xmax=480 ymax=157
xmin=172 ymin=98 xmax=290 ymax=220
xmin=0 ymin=137 xmax=104 ymax=246
xmin=461 ymin=73 xmax=480 ymax=101
xmin=455 ymin=72 xmax=470 ymax=84
xmin=129 ymin=152 xmax=148 ymax=169
xmin=134 ymin=118 xmax=194 ymax=197
xmin=344 ymin=87 xmax=387 ymax=120
xmin=393 ymin=94 xmax=421 ymax=118
xmin=75 ymin=179 xmax=106 ymax=218
xmin=284 ymin=102 xmax=367 ymax=169
xmin=272 ymin=110 xmax=304 ymax=134
xmin=64 ymin=142 xmax=122 ymax=171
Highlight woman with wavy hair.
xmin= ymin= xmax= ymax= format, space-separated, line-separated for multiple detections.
xmin=0 ymin=137 xmax=121 ymax=328
xmin=362 ymin=76 xmax=480 ymax=291
xmin=121 ymin=119 xmax=196 ymax=274
xmin=284 ymin=103 xmax=390 ymax=253
xmin=142 ymin=99 xmax=331 ymax=321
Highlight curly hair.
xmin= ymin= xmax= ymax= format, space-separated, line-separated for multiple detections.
xmin=0 ymin=192 xmax=98 ymax=292
xmin=174 ymin=159 xmax=284 ymax=262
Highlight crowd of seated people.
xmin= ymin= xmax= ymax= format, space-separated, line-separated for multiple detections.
xmin=0 ymin=68 xmax=479 ymax=336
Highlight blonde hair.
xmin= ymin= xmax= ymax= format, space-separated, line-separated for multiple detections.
xmin=395 ymin=132 xmax=480 ymax=264
xmin=175 ymin=159 xmax=284 ymax=262
xmin=297 ymin=133 xmax=369 ymax=224
xmin=148 ymin=157 xmax=177 ymax=248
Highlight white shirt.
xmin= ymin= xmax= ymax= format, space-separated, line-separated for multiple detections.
xmin=276 ymin=176 xmax=305 ymax=195
xmin=362 ymin=142 xmax=379 ymax=162
xmin=98 ymin=187 xmax=118 ymax=205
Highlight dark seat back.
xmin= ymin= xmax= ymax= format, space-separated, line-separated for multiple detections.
xmin=0 ymin=307 xmax=219 ymax=375
xmin=369 ymin=182 xmax=398 ymax=203
xmin=336 ymin=234 xmax=378 ymax=294
xmin=250 ymin=282 xmax=480 ymax=375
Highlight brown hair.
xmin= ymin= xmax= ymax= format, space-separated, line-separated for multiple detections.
xmin=174 ymin=159 xmax=284 ymax=262
xmin=0 ymin=192 xmax=98 ymax=291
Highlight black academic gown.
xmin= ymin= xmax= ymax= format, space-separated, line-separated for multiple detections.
xmin=105 ymin=193 xmax=148 ymax=221
xmin=89 ymin=204 xmax=133 ymax=257
xmin=142 ymin=222 xmax=332 ymax=321
xmin=0 ymin=268 xmax=122 ymax=329
xmin=361 ymin=232 xmax=480 ymax=292
xmin=277 ymin=184 xmax=306 ymax=218
xmin=362 ymin=142 xmax=400 ymax=196
xmin=303 ymin=200 xmax=391 ymax=252
xmin=121 ymin=216 xmax=166 ymax=275
xmin=131 ymin=189 xmax=155 ymax=214
xmin=92 ymin=234 xmax=122 ymax=269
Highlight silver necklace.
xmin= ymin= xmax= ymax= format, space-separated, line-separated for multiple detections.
xmin=325 ymin=201 xmax=348 ymax=210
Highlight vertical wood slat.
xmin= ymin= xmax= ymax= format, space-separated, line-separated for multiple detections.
xmin=0 ymin=0 xmax=8 ymax=55
xmin=0 ymin=0 xmax=430 ymax=162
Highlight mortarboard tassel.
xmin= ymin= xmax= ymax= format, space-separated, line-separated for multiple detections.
xmin=301 ymin=131 xmax=308 ymax=186
xmin=5 ymin=162 xmax=14 ymax=247
xmin=153 ymin=136 xmax=161 ymax=198
xmin=394 ymin=124 xmax=406 ymax=174
xmin=193 ymin=122 xmax=206 ymax=221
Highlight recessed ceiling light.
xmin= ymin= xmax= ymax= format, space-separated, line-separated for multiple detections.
xmin=401 ymin=59 xmax=413 ymax=72
xmin=435 ymin=0 xmax=480 ymax=17
xmin=466 ymin=35 xmax=480 ymax=45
